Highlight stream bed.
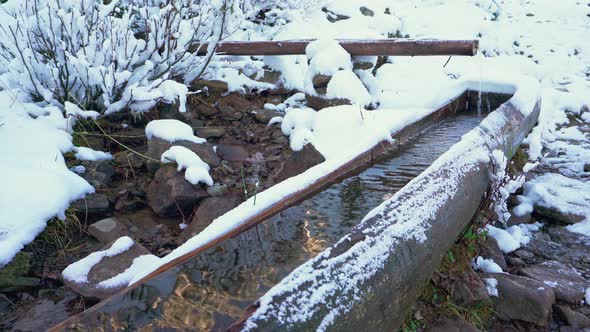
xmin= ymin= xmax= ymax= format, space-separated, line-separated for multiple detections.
xmin=65 ymin=113 xmax=483 ymax=331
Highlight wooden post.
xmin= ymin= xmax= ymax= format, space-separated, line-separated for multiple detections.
xmin=192 ymin=39 xmax=478 ymax=56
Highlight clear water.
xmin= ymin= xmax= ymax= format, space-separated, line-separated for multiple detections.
xmin=65 ymin=114 xmax=482 ymax=331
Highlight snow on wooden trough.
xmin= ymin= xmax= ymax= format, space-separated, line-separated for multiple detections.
xmin=49 ymin=73 xmax=541 ymax=331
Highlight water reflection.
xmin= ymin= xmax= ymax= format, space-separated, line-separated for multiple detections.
xmin=69 ymin=114 xmax=482 ymax=331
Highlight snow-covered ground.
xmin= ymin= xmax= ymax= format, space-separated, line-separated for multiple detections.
xmin=0 ymin=0 xmax=588 ymax=293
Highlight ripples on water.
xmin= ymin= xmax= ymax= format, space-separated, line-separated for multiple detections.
xmin=77 ymin=114 xmax=482 ymax=331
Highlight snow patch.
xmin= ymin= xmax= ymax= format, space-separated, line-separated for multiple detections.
xmin=484 ymin=278 xmax=499 ymax=297
xmin=161 ymin=146 xmax=213 ymax=186
xmin=472 ymin=256 xmax=503 ymax=273
xmin=485 ymin=223 xmax=543 ymax=253
xmin=145 ymin=119 xmax=205 ymax=144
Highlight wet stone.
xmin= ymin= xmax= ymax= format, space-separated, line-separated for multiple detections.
xmin=88 ymin=217 xmax=129 ymax=245
xmin=487 ymin=273 xmax=555 ymax=326
xmin=274 ymin=143 xmax=325 ymax=183
xmin=181 ymin=195 xmax=242 ymax=242
xmin=519 ymin=260 xmax=589 ymax=304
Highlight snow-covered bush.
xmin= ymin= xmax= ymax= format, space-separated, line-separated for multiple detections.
xmin=0 ymin=0 xmax=229 ymax=114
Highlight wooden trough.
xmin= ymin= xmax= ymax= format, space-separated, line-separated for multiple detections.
xmin=50 ymin=81 xmax=540 ymax=330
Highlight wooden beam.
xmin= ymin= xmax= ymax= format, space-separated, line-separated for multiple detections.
xmin=192 ymin=39 xmax=479 ymax=56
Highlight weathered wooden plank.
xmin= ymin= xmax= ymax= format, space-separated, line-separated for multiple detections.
xmin=192 ymin=39 xmax=478 ymax=56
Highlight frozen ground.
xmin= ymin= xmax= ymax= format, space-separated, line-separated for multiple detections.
xmin=0 ymin=0 xmax=588 ymax=300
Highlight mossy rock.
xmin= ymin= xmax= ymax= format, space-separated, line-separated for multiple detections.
xmin=0 ymin=252 xmax=40 ymax=292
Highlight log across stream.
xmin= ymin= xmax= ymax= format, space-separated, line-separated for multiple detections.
xmin=51 ymin=91 xmax=523 ymax=331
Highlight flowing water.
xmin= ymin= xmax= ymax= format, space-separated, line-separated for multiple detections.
xmin=68 ymin=113 xmax=483 ymax=331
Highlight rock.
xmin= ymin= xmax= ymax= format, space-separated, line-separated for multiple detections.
xmin=506 ymin=256 xmax=526 ymax=267
xmin=196 ymin=127 xmax=225 ymax=139
xmin=182 ymin=195 xmax=242 ymax=241
xmin=514 ymin=249 xmax=535 ymax=259
xmin=322 ymin=7 xmax=350 ymax=23
xmin=189 ymin=79 xmax=228 ymax=94
xmin=584 ymin=163 xmax=590 ymax=172
xmin=216 ymin=94 xmax=252 ymax=120
xmin=193 ymin=101 xmax=220 ymax=117
xmin=253 ymin=108 xmax=281 ymax=124
xmin=312 ymin=74 xmax=331 ymax=89
xmin=359 ymin=6 xmax=375 ymax=16
xmin=8 ymin=291 xmax=77 ymax=331
xmin=486 ymin=273 xmax=555 ymax=326
xmin=554 ymin=305 xmax=590 ymax=329
xmin=216 ymin=144 xmax=250 ymax=162
xmin=480 ymin=236 xmax=508 ymax=271
xmin=274 ymin=143 xmax=326 ymax=182
xmin=88 ymin=217 xmax=129 ymax=245
xmin=506 ymin=211 xmax=532 ymax=226
xmin=352 ymin=61 xmax=374 ymax=71
xmin=207 ymin=183 xmax=228 ymax=197
xmin=0 ymin=253 xmax=40 ymax=292
xmin=305 ymin=94 xmax=351 ymax=110
xmin=452 ymin=269 xmax=489 ymax=306
xmin=426 ymin=316 xmax=480 ymax=332
xmin=146 ymin=137 xmax=221 ymax=172
xmin=70 ymin=193 xmax=111 ymax=215
xmin=62 ymin=238 xmax=151 ymax=299
xmin=519 ymin=261 xmax=589 ymax=304
xmin=147 ymin=165 xmax=209 ymax=217
xmin=533 ymin=205 xmax=586 ymax=224
xmin=81 ymin=170 xmax=112 ymax=188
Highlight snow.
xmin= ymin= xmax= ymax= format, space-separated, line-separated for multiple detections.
xmin=0 ymin=91 xmax=93 ymax=267
xmin=145 ymin=119 xmax=205 ymax=144
xmin=325 ymin=70 xmax=372 ymax=106
xmin=64 ymin=102 xmax=100 ymax=120
xmin=485 ymin=223 xmax=543 ymax=253
xmin=97 ymin=254 xmax=160 ymax=289
xmin=74 ymin=147 xmax=113 ymax=162
xmin=586 ymin=288 xmax=590 ymax=306
xmin=472 ymin=256 xmax=503 ymax=273
xmin=160 ymin=146 xmax=213 ymax=186
xmin=513 ymin=174 xmax=590 ymax=224
xmin=62 ymin=236 xmax=135 ymax=285
xmin=484 ymin=278 xmax=499 ymax=297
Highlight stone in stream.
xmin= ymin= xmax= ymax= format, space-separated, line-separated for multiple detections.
xmin=480 ymin=236 xmax=508 ymax=271
xmin=70 ymin=193 xmax=111 ymax=215
xmin=5 ymin=289 xmax=77 ymax=331
xmin=62 ymin=238 xmax=150 ymax=299
xmin=274 ymin=143 xmax=326 ymax=183
xmin=147 ymin=165 xmax=209 ymax=217
xmin=554 ymin=305 xmax=590 ymax=329
xmin=88 ymin=217 xmax=129 ymax=245
xmin=486 ymin=273 xmax=555 ymax=326
xmin=181 ymin=195 xmax=242 ymax=242
xmin=518 ymin=260 xmax=589 ymax=304
xmin=426 ymin=316 xmax=480 ymax=332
